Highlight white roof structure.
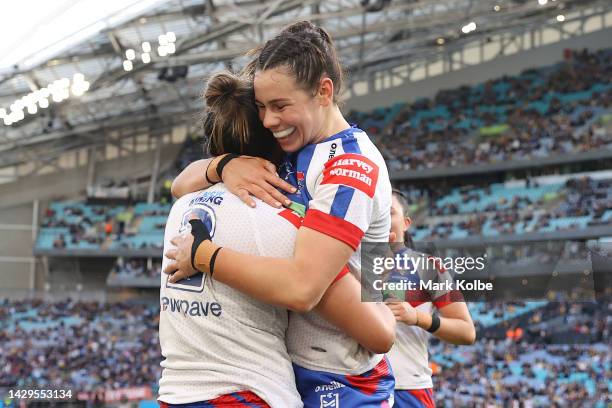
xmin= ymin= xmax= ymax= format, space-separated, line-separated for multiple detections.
xmin=0 ymin=0 xmax=610 ymax=172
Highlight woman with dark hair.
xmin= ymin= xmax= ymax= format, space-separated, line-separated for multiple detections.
xmin=159 ymin=71 xmax=395 ymax=408
xmin=166 ymin=21 xmax=397 ymax=406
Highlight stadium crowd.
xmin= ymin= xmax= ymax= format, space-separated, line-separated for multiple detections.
xmin=433 ymin=296 xmax=611 ymax=407
xmin=39 ymin=202 xmax=165 ymax=252
xmin=349 ymin=48 xmax=612 ymax=172
xmin=1 ymin=296 xmax=609 ymax=407
xmin=0 ymin=299 xmax=160 ymax=391
xmin=406 ymin=174 xmax=612 ymax=241
xmin=110 ymin=258 xmax=161 ymax=279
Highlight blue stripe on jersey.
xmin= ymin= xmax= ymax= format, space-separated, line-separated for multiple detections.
xmin=231 ymin=392 xmax=262 ymax=408
xmin=295 ymin=143 xmax=317 ymax=203
xmin=327 ymin=130 xmax=363 ymax=219
xmin=318 ymin=125 xmax=362 ymax=144
xmin=329 ymin=185 xmax=354 ymax=219
xmin=339 ymin=130 xmax=362 ymax=154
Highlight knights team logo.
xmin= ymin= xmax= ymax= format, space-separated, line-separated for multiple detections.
xmin=178 ymin=204 xmax=216 ymax=237
xmin=295 ymin=171 xmax=305 ymax=193
xmin=320 ymin=393 xmax=339 ymax=408
xmin=166 ymin=203 xmax=217 ymax=293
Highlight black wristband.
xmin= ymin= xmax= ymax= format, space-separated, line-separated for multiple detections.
xmin=209 ymin=247 xmax=222 ymax=276
xmin=215 ymin=153 xmax=240 ymax=181
xmin=427 ymin=312 xmax=441 ymax=333
xmin=205 ymin=159 xmax=217 ymax=185
xmin=189 ymin=219 xmax=211 ymax=271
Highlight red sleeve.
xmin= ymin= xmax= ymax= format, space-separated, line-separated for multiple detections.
xmin=302 ymin=209 xmax=364 ymax=250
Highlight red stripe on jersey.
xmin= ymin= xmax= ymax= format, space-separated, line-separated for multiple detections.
xmin=404 ymin=288 xmax=432 ymax=306
xmin=159 ymin=391 xmax=269 ymax=407
xmin=332 ymin=265 xmax=350 ymax=284
xmin=427 ymin=256 xmax=446 ymax=273
xmin=344 ymin=357 xmax=390 ymax=395
xmin=321 ymin=153 xmax=379 ymax=198
xmin=302 ymin=209 xmax=364 ymax=250
xmin=433 ymin=290 xmax=465 ymax=309
xmin=278 ymin=208 xmax=302 ymax=229
xmin=407 ymin=388 xmax=435 ymax=408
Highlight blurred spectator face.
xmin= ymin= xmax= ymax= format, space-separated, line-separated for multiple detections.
xmin=390 ymin=193 xmax=411 ymax=243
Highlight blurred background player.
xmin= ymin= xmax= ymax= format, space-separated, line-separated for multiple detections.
xmin=385 ymin=190 xmax=476 ymax=408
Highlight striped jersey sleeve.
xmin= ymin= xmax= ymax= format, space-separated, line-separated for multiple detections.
xmin=302 ymin=152 xmax=380 ymax=250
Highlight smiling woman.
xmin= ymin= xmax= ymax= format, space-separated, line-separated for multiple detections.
xmin=167 ymin=20 xmax=398 ymax=406
xmin=252 ymin=22 xmax=347 ymax=153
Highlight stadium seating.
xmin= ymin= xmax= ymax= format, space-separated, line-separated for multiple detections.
xmin=429 ymin=298 xmax=611 ymax=407
xmin=348 ymin=48 xmax=612 ymax=172
xmin=409 ymin=174 xmax=612 ymax=241
xmin=35 ymin=172 xmax=611 ymax=250
xmin=36 ymin=202 xmax=171 ymax=252
xmin=0 ymin=299 xmax=160 ymax=390
xmin=2 ymin=297 xmax=608 ymax=405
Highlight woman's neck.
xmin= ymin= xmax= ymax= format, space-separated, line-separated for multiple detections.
xmin=315 ymin=105 xmax=351 ymax=143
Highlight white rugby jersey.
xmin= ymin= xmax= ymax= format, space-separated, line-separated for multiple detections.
xmin=281 ymin=126 xmax=392 ymax=375
xmin=158 ymin=183 xmax=303 ymax=407
xmin=385 ymin=247 xmax=458 ymax=389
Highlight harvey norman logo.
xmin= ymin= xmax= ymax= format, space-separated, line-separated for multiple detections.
xmin=322 ymin=153 xmax=379 ymax=197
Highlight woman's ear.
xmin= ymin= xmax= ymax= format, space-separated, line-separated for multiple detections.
xmin=318 ymin=77 xmax=334 ymax=107
xmin=404 ymin=216 xmax=412 ymax=232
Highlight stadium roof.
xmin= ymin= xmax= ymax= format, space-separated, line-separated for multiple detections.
xmin=0 ymin=0 xmax=610 ymax=172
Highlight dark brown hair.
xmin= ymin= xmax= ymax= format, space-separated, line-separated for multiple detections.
xmin=392 ymin=189 xmax=415 ymax=249
xmin=203 ymin=71 xmax=282 ymax=163
xmin=256 ymin=21 xmax=345 ymax=104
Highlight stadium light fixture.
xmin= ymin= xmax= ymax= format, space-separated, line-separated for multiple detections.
xmin=166 ymin=31 xmax=176 ymax=43
xmin=436 ymin=38 xmax=445 ymax=45
xmin=461 ymin=22 xmax=477 ymax=34
xmin=142 ymin=41 xmax=151 ymax=53
xmin=158 ymin=34 xmax=168 ymax=46
xmin=1 ymin=73 xmax=89 ymax=126
xmin=142 ymin=52 xmax=151 ymax=63
xmin=538 ymin=0 xmax=548 ymax=5
xmin=556 ymin=14 xmax=565 ymax=22
xmin=158 ymin=46 xmax=168 ymax=57
xmin=493 ymin=5 xmax=500 ymax=11
xmin=126 ymin=48 xmax=136 ymax=61
xmin=167 ymin=43 xmax=176 ymax=54
xmin=123 ymin=60 xmax=133 ymax=71
xmin=71 ymin=81 xmax=90 ymax=97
